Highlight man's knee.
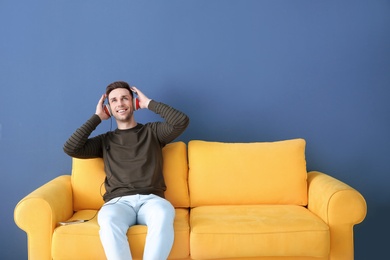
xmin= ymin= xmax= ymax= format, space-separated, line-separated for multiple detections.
xmin=148 ymin=199 xmax=175 ymax=227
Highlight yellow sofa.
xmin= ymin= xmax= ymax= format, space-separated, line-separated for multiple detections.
xmin=14 ymin=139 xmax=367 ymax=260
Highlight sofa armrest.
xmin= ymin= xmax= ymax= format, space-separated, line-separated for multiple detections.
xmin=307 ymin=171 xmax=367 ymax=224
xmin=14 ymin=175 xmax=73 ymax=260
xmin=307 ymin=171 xmax=367 ymax=260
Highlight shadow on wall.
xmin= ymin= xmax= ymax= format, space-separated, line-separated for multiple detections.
xmin=354 ymin=202 xmax=389 ymax=260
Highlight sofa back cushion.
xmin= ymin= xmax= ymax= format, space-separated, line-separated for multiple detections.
xmin=188 ymin=139 xmax=307 ymax=207
xmin=72 ymin=141 xmax=190 ymax=211
xmin=72 ymin=157 xmax=105 ymax=211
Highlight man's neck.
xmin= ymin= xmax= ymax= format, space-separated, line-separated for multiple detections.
xmin=116 ymin=119 xmax=138 ymax=130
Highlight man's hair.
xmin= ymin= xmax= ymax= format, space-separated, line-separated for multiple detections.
xmin=106 ymin=81 xmax=133 ymax=98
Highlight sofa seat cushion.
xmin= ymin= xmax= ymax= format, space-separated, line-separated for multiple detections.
xmin=190 ymin=205 xmax=329 ymax=259
xmin=52 ymin=208 xmax=190 ymax=260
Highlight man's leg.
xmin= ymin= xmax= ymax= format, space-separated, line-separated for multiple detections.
xmin=98 ymin=197 xmax=137 ymax=260
xmin=137 ymin=195 xmax=175 ymax=260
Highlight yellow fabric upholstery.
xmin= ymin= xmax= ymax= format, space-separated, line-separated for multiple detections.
xmin=188 ymin=139 xmax=307 ymax=207
xmin=190 ymin=205 xmax=329 ymax=259
xmin=307 ymin=171 xmax=367 ymax=260
xmin=162 ymin=141 xmax=190 ymax=208
xmin=14 ymin=175 xmax=73 ymax=260
xmin=14 ymin=139 xmax=366 ymax=260
xmin=72 ymin=158 xmax=105 ymax=211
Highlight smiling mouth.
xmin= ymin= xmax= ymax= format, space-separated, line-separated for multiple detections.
xmin=117 ymin=108 xmax=128 ymax=114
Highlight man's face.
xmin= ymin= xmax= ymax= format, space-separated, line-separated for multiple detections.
xmin=108 ymin=88 xmax=134 ymax=121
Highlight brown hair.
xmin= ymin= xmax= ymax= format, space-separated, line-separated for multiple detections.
xmin=105 ymin=81 xmax=133 ymax=98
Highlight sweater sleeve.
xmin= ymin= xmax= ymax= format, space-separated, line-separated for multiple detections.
xmin=148 ymin=100 xmax=190 ymax=145
xmin=63 ymin=114 xmax=104 ymax=158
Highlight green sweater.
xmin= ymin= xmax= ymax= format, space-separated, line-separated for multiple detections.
xmin=63 ymin=100 xmax=189 ymax=202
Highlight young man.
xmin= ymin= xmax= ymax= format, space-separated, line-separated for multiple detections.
xmin=63 ymin=81 xmax=189 ymax=260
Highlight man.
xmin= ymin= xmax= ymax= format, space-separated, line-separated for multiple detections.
xmin=63 ymin=81 xmax=189 ymax=260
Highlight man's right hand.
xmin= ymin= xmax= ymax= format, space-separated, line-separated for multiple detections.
xmin=96 ymin=94 xmax=110 ymax=121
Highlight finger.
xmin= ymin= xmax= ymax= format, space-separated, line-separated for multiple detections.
xmin=99 ymin=94 xmax=107 ymax=104
xmin=130 ymin=86 xmax=138 ymax=94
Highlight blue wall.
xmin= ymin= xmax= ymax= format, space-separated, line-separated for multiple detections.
xmin=1 ymin=1 xmax=389 ymax=259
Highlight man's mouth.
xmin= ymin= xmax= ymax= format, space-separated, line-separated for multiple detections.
xmin=117 ymin=108 xmax=128 ymax=114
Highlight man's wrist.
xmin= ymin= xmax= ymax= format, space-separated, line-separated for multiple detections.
xmin=147 ymin=99 xmax=158 ymax=111
xmin=146 ymin=99 xmax=154 ymax=109
xmin=91 ymin=114 xmax=103 ymax=124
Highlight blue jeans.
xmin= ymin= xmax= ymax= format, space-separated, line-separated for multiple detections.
xmin=97 ymin=194 xmax=175 ymax=260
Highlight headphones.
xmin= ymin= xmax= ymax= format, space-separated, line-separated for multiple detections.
xmin=103 ymin=91 xmax=140 ymax=117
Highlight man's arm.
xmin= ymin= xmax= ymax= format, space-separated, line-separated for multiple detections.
xmin=63 ymin=94 xmax=109 ymax=158
xmin=63 ymin=114 xmax=104 ymax=159
xmin=131 ymin=86 xmax=189 ymax=145
xmin=148 ymin=100 xmax=190 ymax=145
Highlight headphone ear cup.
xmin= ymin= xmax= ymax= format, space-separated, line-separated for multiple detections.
xmin=104 ymin=104 xmax=111 ymax=116
xmin=133 ymin=98 xmax=140 ymax=110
